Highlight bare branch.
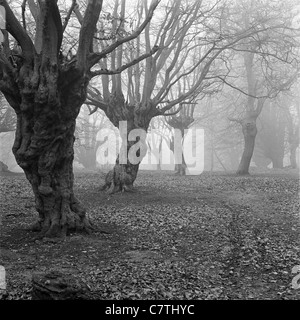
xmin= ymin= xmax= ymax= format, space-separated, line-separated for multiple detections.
xmin=0 ymin=0 xmax=35 ymax=62
xmin=161 ymin=105 xmax=184 ymax=117
xmin=88 ymin=0 xmax=160 ymax=68
xmin=62 ymin=0 xmax=77 ymax=33
xmin=73 ymin=2 xmax=84 ymax=24
xmin=228 ymin=117 xmax=242 ymax=124
xmin=21 ymin=0 xmax=27 ymax=30
xmin=76 ymin=0 xmax=103 ymax=72
xmin=90 ymin=45 xmax=160 ymax=77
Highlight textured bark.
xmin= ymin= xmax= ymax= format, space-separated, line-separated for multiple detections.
xmin=12 ymin=78 xmax=92 ymax=238
xmin=0 ymin=0 xmax=108 ymax=238
xmin=100 ymin=122 xmax=145 ymax=193
xmin=101 ymin=151 xmax=140 ymax=194
xmin=237 ymin=117 xmax=258 ymax=175
xmin=101 ymin=94 xmax=152 ymax=193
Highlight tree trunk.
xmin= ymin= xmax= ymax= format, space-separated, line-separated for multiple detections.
xmin=12 ymin=81 xmax=92 ymax=238
xmin=101 ymin=143 xmax=141 ymax=193
xmin=237 ymin=117 xmax=258 ymax=175
xmin=175 ymin=154 xmax=187 ymax=175
xmin=100 ymin=94 xmax=153 ymax=193
xmin=101 ymin=120 xmax=148 ymax=193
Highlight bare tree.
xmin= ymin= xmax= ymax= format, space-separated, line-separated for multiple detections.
xmin=226 ymin=0 xmax=300 ymax=174
xmin=0 ymin=0 xmax=159 ymax=237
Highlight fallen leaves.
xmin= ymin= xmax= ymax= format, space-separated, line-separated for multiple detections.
xmin=0 ymin=169 xmax=299 ymax=300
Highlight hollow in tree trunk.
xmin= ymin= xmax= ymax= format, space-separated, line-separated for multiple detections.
xmin=237 ymin=117 xmax=258 ymax=175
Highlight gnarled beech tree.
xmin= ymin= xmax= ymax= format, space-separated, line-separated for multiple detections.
xmin=0 ymin=0 xmax=159 ymax=237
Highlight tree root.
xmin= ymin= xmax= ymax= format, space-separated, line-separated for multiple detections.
xmin=27 ymin=216 xmax=95 ymax=240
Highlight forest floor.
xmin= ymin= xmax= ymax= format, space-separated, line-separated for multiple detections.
xmin=0 ymin=168 xmax=299 ymax=300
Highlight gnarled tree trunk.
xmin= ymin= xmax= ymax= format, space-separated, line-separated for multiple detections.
xmin=11 ymin=75 xmax=92 ymax=238
xmin=101 ymin=94 xmax=151 ymax=193
xmin=237 ymin=117 xmax=258 ymax=175
xmin=101 ymin=138 xmax=141 ymax=193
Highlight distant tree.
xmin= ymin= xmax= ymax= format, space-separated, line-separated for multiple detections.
xmin=254 ymin=100 xmax=287 ymax=169
xmin=285 ymin=91 xmax=300 ymax=168
xmin=226 ymin=0 xmax=300 ymax=175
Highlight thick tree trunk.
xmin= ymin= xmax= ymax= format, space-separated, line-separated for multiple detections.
xmin=102 ymin=155 xmax=140 ymax=193
xmin=101 ymin=121 xmax=147 ymax=193
xmin=237 ymin=118 xmax=258 ymax=175
xmin=13 ymin=112 xmax=92 ymax=238
xmin=100 ymin=94 xmax=152 ymax=193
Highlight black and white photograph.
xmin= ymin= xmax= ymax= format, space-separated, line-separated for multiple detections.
xmin=0 ymin=0 xmax=299 ymax=305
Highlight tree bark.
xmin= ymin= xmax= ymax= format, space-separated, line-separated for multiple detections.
xmin=101 ymin=141 xmax=141 ymax=193
xmin=101 ymin=94 xmax=151 ymax=193
xmin=11 ymin=77 xmax=92 ymax=238
xmin=236 ymin=117 xmax=258 ymax=175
